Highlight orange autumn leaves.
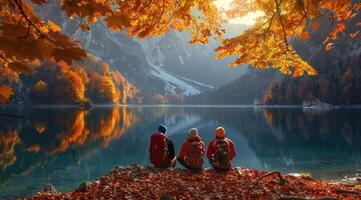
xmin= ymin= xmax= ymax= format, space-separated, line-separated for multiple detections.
xmin=0 ymin=0 xmax=220 ymax=103
xmin=0 ymin=0 xmax=86 ymax=102
xmin=217 ymin=0 xmax=361 ymax=77
xmin=58 ymin=0 xmax=223 ymax=42
xmin=27 ymin=166 xmax=361 ymax=199
xmin=27 ymin=58 xmax=139 ymax=104
xmin=1 ymin=0 xmax=361 ymax=103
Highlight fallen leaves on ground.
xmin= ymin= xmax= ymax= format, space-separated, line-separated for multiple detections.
xmin=24 ymin=165 xmax=361 ymax=200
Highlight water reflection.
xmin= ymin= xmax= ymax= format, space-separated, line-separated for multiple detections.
xmin=0 ymin=107 xmax=139 ymax=198
xmin=0 ymin=106 xmax=360 ymax=199
xmin=0 ymin=130 xmax=20 ymax=171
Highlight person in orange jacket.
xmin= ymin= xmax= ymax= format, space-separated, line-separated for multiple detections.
xmin=206 ymin=127 xmax=236 ymax=171
xmin=177 ymin=128 xmax=205 ymax=170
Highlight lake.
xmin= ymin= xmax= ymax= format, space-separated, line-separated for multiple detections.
xmin=0 ymin=106 xmax=360 ymax=199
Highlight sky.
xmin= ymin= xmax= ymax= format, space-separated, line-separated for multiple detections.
xmin=214 ymin=0 xmax=264 ymax=25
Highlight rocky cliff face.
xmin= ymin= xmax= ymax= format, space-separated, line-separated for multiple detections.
xmin=33 ymin=2 xmax=246 ymax=100
xmin=138 ymin=29 xmax=245 ymax=87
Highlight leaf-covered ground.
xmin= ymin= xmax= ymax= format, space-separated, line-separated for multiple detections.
xmin=24 ymin=164 xmax=361 ymax=200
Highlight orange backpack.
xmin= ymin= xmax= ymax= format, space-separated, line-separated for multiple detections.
xmin=184 ymin=141 xmax=204 ymax=169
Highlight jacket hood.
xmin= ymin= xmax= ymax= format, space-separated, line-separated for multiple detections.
xmin=152 ymin=132 xmax=166 ymax=138
xmin=187 ymin=135 xmax=202 ymax=142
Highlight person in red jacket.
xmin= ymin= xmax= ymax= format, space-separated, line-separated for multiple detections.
xmin=177 ymin=128 xmax=205 ymax=171
xmin=206 ymin=127 xmax=236 ymax=171
xmin=149 ymin=124 xmax=176 ymax=168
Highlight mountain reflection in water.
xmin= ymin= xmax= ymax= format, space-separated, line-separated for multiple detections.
xmin=0 ymin=106 xmax=360 ymax=199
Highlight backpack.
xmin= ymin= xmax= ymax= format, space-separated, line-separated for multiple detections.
xmin=149 ymin=133 xmax=169 ymax=167
xmin=184 ymin=141 xmax=204 ymax=169
xmin=213 ymin=139 xmax=231 ymax=169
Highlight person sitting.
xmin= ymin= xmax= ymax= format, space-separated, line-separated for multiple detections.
xmin=206 ymin=127 xmax=236 ymax=171
xmin=177 ymin=128 xmax=205 ymax=171
xmin=149 ymin=124 xmax=176 ymax=168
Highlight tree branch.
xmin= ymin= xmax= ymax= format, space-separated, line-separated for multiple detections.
xmin=13 ymin=0 xmax=43 ymax=36
xmin=255 ymin=171 xmax=288 ymax=186
xmin=274 ymin=0 xmax=289 ymax=50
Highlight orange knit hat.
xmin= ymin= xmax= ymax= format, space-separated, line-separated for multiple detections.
xmin=216 ymin=127 xmax=225 ymax=138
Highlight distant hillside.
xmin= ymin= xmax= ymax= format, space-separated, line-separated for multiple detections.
xmin=187 ymin=68 xmax=281 ymax=105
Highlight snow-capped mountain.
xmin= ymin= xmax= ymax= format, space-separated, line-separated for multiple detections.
xmin=148 ymin=63 xmax=215 ymax=95
xmin=138 ymin=30 xmax=246 ymax=87
xmin=34 ymin=2 xmax=246 ymax=100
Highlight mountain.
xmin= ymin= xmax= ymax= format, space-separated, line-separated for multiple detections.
xmin=187 ymin=68 xmax=281 ymax=105
xmin=138 ymin=27 xmax=246 ymax=87
xmin=31 ymin=2 xmax=246 ymax=103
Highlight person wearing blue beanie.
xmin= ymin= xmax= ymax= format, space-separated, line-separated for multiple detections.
xmin=158 ymin=124 xmax=167 ymax=134
xmin=149 ymin=124 xmax=176 ymax=168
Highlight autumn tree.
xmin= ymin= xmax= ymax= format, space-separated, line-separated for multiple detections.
xmin=88 ymin=73 xmax=120 ymax=104
xmin=22 ymin=58 xmax=137 ymax=104
xmin=152 ymin=94 xmax=168 ymax=104
xmin=112 ymin=70 xmax=139 ymax=104
xmin=29 ymin=80 xmax=48 ymax=100
xmin=166 ymin=93 xmax=185 ymax=104
xmin=0 ymin=0 xmax=360 ymax=102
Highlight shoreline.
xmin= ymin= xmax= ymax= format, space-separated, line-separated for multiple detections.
xmin=3 ymin=103 xmax=361 ymax=109
xmin=24 ymin=165 xmax=361 ymax=200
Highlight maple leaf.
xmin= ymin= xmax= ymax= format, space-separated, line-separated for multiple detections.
xmin=51 ymin=47 xmax=87 ymax=65
xmin=312 ymin=22 xmax=320 ymax=30
xmin=105 ymin=14 xmax=131 ymax=31
xmin=48 ymin=21 xmax=61 ymax=32
xmin=0 ymin=23 xmax=28 ymax=39
xmin=0 ymin=86 xmax=13 ymax=104
xmin=325 ymin=43 xmax=334 ymax=51
xmin=300 ymin=32 xmax=310 ymax=41
xmin=7 ymin=61 xmax=33 ymax=74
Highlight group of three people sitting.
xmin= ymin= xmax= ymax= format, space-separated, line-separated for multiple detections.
xmin=149 ymin=124 xmax=236 ymax=171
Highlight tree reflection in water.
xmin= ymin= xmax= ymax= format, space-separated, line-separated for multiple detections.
xmin=0 ymin=130 xmax=20 ymax=171
xmin=0 ymin=106 xmax=360 ymax=199
xmin=0 ymin=106 xmax=139 ymax=186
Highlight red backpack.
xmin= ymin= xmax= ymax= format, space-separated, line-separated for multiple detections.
xmin=149 ymin=132 xmax=169 ymax=167
xmin=184 ymin=141 xmax=204 ymax=169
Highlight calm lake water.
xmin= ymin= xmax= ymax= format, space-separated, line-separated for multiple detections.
xmin=0 ymin=106 xmax=360 ymax=199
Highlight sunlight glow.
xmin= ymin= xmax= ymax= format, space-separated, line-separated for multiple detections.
xmin=214 ymin=0 xmax=264 ymax=25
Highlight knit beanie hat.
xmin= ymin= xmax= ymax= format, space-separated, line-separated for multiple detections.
xmin=158 ymin=124 xmax=167 ymax=134
xmin=188 ymin=128 xmax=198 ymax=138
xmin=216 ymin=127 xmax=225 ymax=138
